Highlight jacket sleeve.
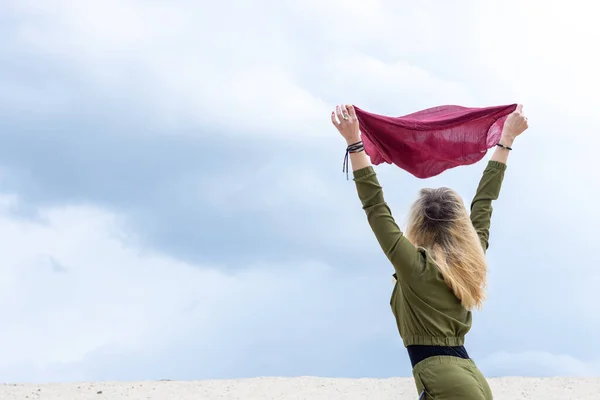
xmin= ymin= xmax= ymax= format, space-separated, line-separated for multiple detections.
xmin=469 ymin=160 xmax=507 ymax=252
xmin=353 ymin=166 xmax=420 ymax=279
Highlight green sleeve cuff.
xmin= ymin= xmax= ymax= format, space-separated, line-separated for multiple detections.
xmin=487 ymin=160 xmax=507 ymax=171
xmin=352 ymin=166 xmax=375 ymax=180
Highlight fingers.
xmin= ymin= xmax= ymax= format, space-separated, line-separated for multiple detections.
xmin=341 ymin=105 xmax=350 ymax=120
xmin=346 ymin=104 xmax=357 ymax=119
xmin=335 ymin=105 xmax=345 ymax=122
xmin=517 ymin=104 xmax=528 ymax=127
xmin=331 ymin=103 xmax=356 ymax=130
xmin=338 ymin=104 xmax=352 ymax=120
xmin=515 ymin=104 xmax=528 ymax=128
xmin=331 ymin=111 xmax=340 ymax=128
xmin=341 ymin=104 xmax=350 ymax=119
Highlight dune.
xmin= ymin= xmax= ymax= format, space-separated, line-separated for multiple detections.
xmin=1 ymin=377 xmax=599 ymax=399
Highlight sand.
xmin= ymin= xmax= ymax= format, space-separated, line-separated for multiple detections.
xmin=2 ymin=377 xmax=599 ymax=399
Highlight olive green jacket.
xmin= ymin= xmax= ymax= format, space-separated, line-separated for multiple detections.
xmin=353 ymin=161 xmax=506 ymax=347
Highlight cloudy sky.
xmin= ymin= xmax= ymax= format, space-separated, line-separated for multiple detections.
xmin=1 ymin=0 xmax=599 ymax=384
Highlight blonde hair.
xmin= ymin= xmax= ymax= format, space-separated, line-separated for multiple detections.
xmin=405 ymin=188 xmax=487 ymax=310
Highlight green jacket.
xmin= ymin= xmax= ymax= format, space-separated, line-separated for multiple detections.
xmin=353 ymin=161 xmax=506 ymax=347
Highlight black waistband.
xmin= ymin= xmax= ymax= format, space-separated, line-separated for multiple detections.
xmin=407 ymin=345 xmax=470 ymax=368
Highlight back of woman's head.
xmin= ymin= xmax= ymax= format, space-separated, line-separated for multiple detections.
xmin=405 ymin=187 xmax=487 ymax=310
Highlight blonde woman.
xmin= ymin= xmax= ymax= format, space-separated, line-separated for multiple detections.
xmin=331 ymin=104 xmax=528 ymax=399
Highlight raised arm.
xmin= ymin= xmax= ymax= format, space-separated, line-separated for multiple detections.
xmin=470 ymin=105 xmax=529 ymax=252
xmin=470 ymin=161 xmax=506 ymax=252
xmin=332 ymin=104 xmax=420 ymax=280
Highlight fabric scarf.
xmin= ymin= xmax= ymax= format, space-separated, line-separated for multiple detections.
xmin=354 ymin=104 xmax=517 ymax=178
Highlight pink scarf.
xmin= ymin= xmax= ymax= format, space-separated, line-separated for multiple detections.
xmin=354 ymin=104 xmax=517 ymax=178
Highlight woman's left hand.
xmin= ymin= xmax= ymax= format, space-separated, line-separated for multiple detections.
xmin=331 ymin=104 xmax=361 ymax=144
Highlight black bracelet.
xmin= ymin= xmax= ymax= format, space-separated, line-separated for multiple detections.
xmin=343 ymin=141 xmax=365 ymax=180
xmin=496 ymin=143 xmax=512 ymax=151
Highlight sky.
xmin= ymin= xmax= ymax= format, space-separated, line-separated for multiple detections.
xmin=0 ymin=0 xmax=599 ymax=384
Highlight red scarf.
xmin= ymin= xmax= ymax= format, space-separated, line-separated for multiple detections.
xmin=354 ymin=104 xmax=517 ymax=178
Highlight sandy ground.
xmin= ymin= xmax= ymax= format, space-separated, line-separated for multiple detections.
xmin=2 ymin=377 xmax=599 ymax=399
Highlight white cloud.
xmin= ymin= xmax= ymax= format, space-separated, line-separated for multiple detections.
xmin=480 ymin=351 xmax=600 ymax=377
xmin=0 ymin=193 xmax=206 ymax=369
xmin=2 ymin=0 xmax=477 ymax=137
xmin=0 ymin=192 xmax=395 ymax=382
xmin=5 ymin=0 xmax=600 ymax=150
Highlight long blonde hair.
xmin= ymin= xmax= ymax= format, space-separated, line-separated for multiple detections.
xmin=405 ymin=187 xmax=487 ymax=310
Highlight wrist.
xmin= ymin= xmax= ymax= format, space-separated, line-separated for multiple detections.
xmin=345 ymin=136 xmax=362 ymax=146
xmin=499 ymin=134 xmax=515 ymax=147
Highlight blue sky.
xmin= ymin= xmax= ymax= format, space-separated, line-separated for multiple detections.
xmin=1 ymin=0 xmax=599 ymax=383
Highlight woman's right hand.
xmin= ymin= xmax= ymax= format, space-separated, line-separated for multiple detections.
xmin=491 ymin=104 xmax=527 ymax=164
xmin=501 ymin=105 xmax=529 ymax=144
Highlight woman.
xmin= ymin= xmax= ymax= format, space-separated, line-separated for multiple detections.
xmin=331 ymin=104 xmax=528 ymax=399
